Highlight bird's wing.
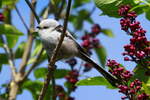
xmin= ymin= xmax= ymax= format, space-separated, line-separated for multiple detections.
xmin=53 ymin=25 xmax=119 ymax=86
xmin=54 ymin=25 xmax=90 ymax=56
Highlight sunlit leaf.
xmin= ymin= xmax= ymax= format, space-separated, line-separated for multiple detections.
xmin=27 ymin=50 xmax=46 ymax=65
xmin=2 ymin=0 xmax=18 ymax=8
xmin=133 ymin=65 xmax=150 ymax=83
xmin=0 ymin=24 xmax=22 ymax=48
xmin=101 ymin=29 xmax=114 ymax=37
xmin=6 ymin=35 xmax=19 ymax=48
xmin=15 ymin=42 xmax=26 ymax=58
xmin=22 ymin=80 xmax=51 ymax=100
xmin=34 ymin=68 xmax=70 ymax=79
xmin=76 ymin=76 xmax=116 ymax=89
xmin=145 ymin=8 xmax=150 ymax=21
xmin=73 ymin=0 xmax=90 ymax=8
xmin=142 ymin=83 xmax=150 ymax=94
xmin=0 ymin=24 xmax=23 ymax=36
xmin=95 ymin=46 xmax=107 ymax=68
xmin=94 ymin=0 xmax=137 ymax=17
xmin=31 ymin=39 xmax=42 ymax=57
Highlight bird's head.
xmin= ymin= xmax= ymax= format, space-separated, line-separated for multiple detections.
xmin=37 ymin=19 xmax=59 ymax=30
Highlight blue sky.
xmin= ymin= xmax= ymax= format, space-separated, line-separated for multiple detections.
xmin=0 ymin=0 xmax=150 ymax=100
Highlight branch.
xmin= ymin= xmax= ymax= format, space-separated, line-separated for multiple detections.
xmin=55 ymin=0 xmax=66 ymax=20
xmin=73 ymin=6 xmax=96 ymax=33
xmin=0 ymin=36 xmax=17 ymax=78
xmin=38 ymin=0 xmax=72 ymax=100
xmin=51 ymin=70 xmax=56 ymax=100
xmin=19 ymin=34 xmax=34 ymax=73
xmin=15 ymin=5 xmax=29 ymax=31
xmin=25 ymin=0 xmax=40 ymax=24
xmin=23 ymin=0 xmax=51 ymax=80
xmin=23 ymin=48 xmax=44 ymax=80
xmin=19 ymin=0 xmax=37 ymax=73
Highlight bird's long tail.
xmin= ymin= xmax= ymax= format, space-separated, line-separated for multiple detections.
xmin=79 ymin=52 xmax=120 ymax=86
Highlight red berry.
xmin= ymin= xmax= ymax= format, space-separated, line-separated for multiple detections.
xmin=0 ymin=13 xmax=4 ymax=21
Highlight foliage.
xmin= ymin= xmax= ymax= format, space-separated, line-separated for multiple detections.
xmin=76 ymin=76 xmax=115 ymax=89
xmin=0 ymin=0 xmax=150 ymax=100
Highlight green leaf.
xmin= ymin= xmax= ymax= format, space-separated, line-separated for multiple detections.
xmin=69 ymin=9 xmax=93 ymax=30
xmin=0 ymin=53 xmax=8 ymax=64
xmin=2 ymin=0 xmax=18 ymax=8
xmin=145 ymin=8 xmax=150 ymax=21
xmin=0 ymin=24 xmax=23 ymax=36
xmin=73 ymin=0 xmax=90 ymax=8
xmin=0 ymin=65 xmax=2 ymax=72
xmin=130 ymin=4 xmax=149 ymax=15
xmin=34 ymin=68 xmax=70 ymax=79
xmin=14 ymin=42 xmax=26 ymax=58
xmin=76 ymin=76 xmax=116 ymax=89
xmin=0 ymin=24 xmax=23 ymax=48
xmin=147 ymin=0 xmax=150 ymax=3
xmin=6 ymin=35 xmax=19 ymax=48
xmin=31 ymin=39 xmax=43 ymax=57
xmin=133 ymin=65 xmax=150 ymax=83
xmin=142 ymin=83 xmax=150 ymax=94
xmin=0 ymin=37 xmax=3 ymax=47
xmin=101 ymin=29 xmax=114 ymax=37
xmin=22 ymin=80 xmax=51 ymax=100
xmin=27 ymin=50 xmax=47 ymax=65
xmin=0 ymin=0 xmax=2 ymax=8
xmin=64 ymin=81 xmax=74 ymax=90
xmin=51 ymin=0 xmax=61 ymax=5
xmin=95 ymin=46 xmax=107 ymax=68
xmin=94 ymin=0 xmax=137 ymax=17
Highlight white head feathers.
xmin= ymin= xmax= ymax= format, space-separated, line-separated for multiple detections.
xmin=38 ymin=19 xmax=59 ymax=29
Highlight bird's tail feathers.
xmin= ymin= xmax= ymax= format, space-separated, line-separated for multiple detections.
xmin=79 ymin=52 xmax=120 ymax=86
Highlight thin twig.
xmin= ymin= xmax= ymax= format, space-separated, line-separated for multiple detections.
xmin=0 ymin=36 xmax=17 ymax=78
xmin=55 ymin=0 xmax=66 ymax=20
xmin=51 ymin=71 xmax=56 ymax=100
xmin=19 ymin=0 xmax=37 ymax=73
xmin=25 ymin=0 xmax=40 ymax=24
xmin=23 ymin=0 xmax=52 ymax=80
xmin=19 ymin=35 xmax=34 ymax=73
xmin=38 ymin=0 xmax=72 ymax=100
xmin=73 ymin=6 xmax=96 ymax=33
xmin=23 ymin=48 xmax=44 ymax=80
xmin=84 ymin=6 xmax=96 ymax=20
xmin=15 ymin=5 xmax=29 ymax=31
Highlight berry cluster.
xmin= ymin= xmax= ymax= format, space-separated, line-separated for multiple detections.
xmin=107 ymin=60 xmax=132 ymax=81
xmin=65 ymin=24 xmax=102 ymax=99
xmin=81 ymin=24 xmax=101 ymax=50
xmin=119 ymin=79 xmax=149 ymax=100
xmin=65 ymin=70 xmax=79 ymax=85
xmin=118 ymin=5 xmax=150 ymax=64
xmin=66 ymin=24 xmax=102 ymax=72
xmin=81 ymin=24 xmax=101 ymax=71
xmin=107 ymin=60 xmax=149 ymax=100
xmin=0 ymin=13 xmax=4 ymax=21
xmin=66 ymin=58 xmax=77 ymax=68
xmin=64 ymin=70 xmax=79 ymax=93
xmin=56 ymin=85 xmax=74 ymax=100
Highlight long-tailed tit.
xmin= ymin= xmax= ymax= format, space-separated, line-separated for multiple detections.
xmin=37 ymin=19 xmax=119 ymax=86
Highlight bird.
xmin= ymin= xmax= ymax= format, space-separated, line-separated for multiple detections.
xmin=37 ymin=19 xmax=119 ymax=86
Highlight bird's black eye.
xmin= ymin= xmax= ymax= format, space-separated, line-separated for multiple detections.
xmin=36 ymin=26 xmax=41 ymax=29
xmin=43 ymin=26 xmax=49 ymax=29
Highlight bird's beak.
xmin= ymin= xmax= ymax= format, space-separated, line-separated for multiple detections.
xmin=35 ymin=26 xmax=41 ymax=32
